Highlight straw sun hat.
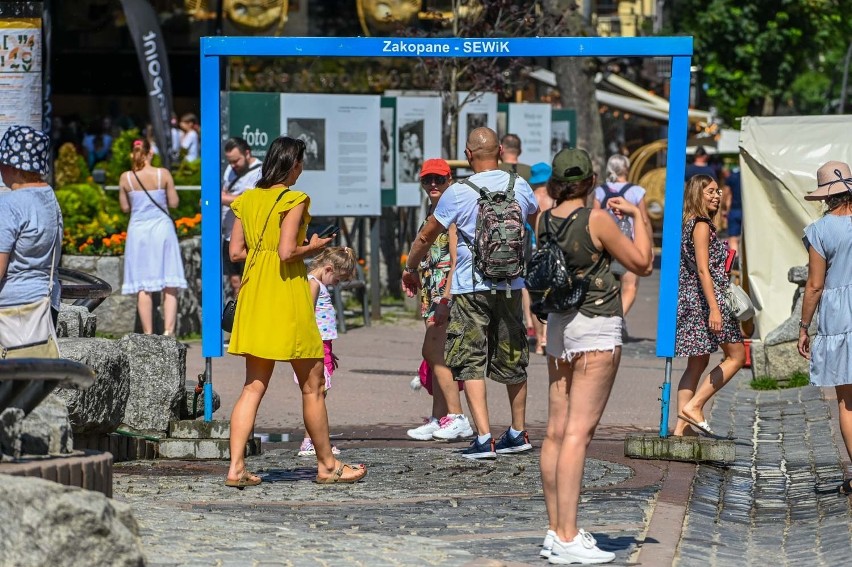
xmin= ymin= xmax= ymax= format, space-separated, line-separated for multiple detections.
xmin=806 ymin=160 xmax=852 ymax=201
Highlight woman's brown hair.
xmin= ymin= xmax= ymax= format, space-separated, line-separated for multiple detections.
xmin=130 ymin=139 xmax=151 ymax=172
xmin=682 ymin=174 xmax=718 ymax=225
xmin=546 ymin=175 xmax=596 ymax=205
xmin=257 ymin=136 xmax=306 ymax=189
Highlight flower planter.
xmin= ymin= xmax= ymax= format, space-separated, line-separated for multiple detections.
xmin=61 ymin=237 xmax=202 ymax=337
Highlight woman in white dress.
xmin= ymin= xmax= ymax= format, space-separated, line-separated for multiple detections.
xmin=119 ymin=139 xmax=187 ymax=335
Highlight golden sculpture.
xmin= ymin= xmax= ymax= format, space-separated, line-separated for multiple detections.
xmin=357 ymin=0 xmax=422 ymax=35
xmin=225 ymin=0 xmax=289 ymax=32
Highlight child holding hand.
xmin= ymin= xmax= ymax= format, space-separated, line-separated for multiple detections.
xmin=296 ymin=246 xmax=357 ymax=456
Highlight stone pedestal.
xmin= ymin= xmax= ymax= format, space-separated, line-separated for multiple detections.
xmin=624 ymin=433 xmax=735 ymax=463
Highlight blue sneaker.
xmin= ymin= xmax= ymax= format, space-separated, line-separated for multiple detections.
xmin=461 ymin=437 xmax=497 ymax=460
xmin=495 ymin=429 xmax=533 ymax=454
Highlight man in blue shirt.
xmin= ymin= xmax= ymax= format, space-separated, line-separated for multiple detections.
xmin=402 ymin=127 xmax=539 ymax=459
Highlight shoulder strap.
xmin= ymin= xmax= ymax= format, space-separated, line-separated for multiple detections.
xmin=132 ymin=170 xmax=172 ymax=220
xmin=243 ymin=189 xmax=290 ymax=277
xmin=157 ymin=168 xmax=162 ymax=189
xmin=227 ymin=162 xmax=262 ymax=192
xmin=599 ymin=182 xmax=633 ymax=208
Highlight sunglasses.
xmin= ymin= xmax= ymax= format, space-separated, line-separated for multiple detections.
xmin=421 ymin=175 xmax=448 ymax=186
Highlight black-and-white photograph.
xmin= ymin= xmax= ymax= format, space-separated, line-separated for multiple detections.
xmin=288 ymin=118 xmax=325 ymax=170
xmin=380 ymin=110 xmax=394 ymax=189
xmin=496 ymin=111 xmax=507 ymax=140
xmin=466 ymin=112 xmax=488 ymax=139
xmin=551 ymin=121 xmax=571 ymax=154
xmin=398 ymin=119 xmax=424 ymax=183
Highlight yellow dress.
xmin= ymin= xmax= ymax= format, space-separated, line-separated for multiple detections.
xmin=227 ymin=187 xmax=323 ymax=361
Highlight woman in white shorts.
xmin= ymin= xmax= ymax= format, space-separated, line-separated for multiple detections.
xmin=537 ymin=148 xmax=653 ymax=565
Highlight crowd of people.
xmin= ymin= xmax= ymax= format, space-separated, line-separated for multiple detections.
xmin=2 ymin=120 xmax=852 ymax=563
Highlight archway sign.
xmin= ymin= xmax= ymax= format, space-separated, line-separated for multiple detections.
xmin=199 ymin=36 xmax=693 ymax=436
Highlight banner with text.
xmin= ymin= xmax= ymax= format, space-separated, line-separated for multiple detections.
xmin=228 ymin=92 xmax=280 ymax=161
xmin=395 ymin=95 xmax=442 ymax=207
xmin=282 ymin=93 xmax=381 ymax=216
xmin=0 ymin=17 xmax=42 ymax=138
xmin=507 ymin=103 xmax=552 ymax=167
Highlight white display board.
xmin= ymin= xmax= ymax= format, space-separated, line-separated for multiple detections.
xmin=0 ymin=21 xmax=42 ymax=136
xmin=395 ymin=96 xmax=443 ymax=207
xmin=281 ymin=94 xmax=381 ymax=216
xmin=507 ymin=103 xmax=552 ymax=166
xmin=456 ymin=91 xmax=498 ymax=162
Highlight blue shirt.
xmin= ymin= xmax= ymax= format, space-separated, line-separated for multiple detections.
xmin=0 ymin=185 xmax=63 ymax=310
xmin=433 ymin=169 xmax=538 ymax=294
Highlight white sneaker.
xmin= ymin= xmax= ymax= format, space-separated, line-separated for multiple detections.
xmin=540 ymin=530 xmax=556 ymax=559
xmin=548 ymin=530 xmax=615 ymax=565
xmin=410 ymin=375 xmax=422 ymax=391
xmin=431 ymin=414 xmax=474 ymax=441
xmin=407 ymin=417 xmax=440 ymax=440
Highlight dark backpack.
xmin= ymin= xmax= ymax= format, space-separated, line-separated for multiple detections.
xmin=599 ymin=182 xmax=634 ymax=239
xmin=460 ymin=172 xmax=525 ymax=294
xmin=525 ymin=210 xmax=590 ymax=318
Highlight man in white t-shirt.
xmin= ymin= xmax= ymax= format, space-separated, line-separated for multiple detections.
xmin=179 ymin=113 xmax=200 ymax=162
xmin=402 ymin=127 xmax=539 ymax=460
xmin=221 ymin=137 xmax=263 ymax=297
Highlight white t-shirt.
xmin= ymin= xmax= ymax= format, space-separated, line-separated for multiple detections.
xmin=221 ymin=161 xmax=263 ymax=240
xmin=180 ymin=130 xmax=199 ymax=162
xmin=433 ymin=170 xmax=538 ymax=294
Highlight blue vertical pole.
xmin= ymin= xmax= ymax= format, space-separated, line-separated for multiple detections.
xmin=200 ymin=42 xmax=223 ymax=421
xmin=656 ymin=54 xmax=692 ymax=437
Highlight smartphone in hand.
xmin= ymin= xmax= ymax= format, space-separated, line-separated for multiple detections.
xmin=316 ymin=224 xmax=339 ymax=239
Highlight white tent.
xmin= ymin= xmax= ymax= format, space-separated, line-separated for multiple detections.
xmin=739 ymin=115 xmax=852 ymax=338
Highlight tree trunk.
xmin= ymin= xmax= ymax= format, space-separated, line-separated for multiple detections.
xmin=542 ymin=1 xmax=606 ymax=173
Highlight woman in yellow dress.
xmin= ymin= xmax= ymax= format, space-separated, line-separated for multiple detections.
xmin=225 ymin=136 xmax=367 ymax=486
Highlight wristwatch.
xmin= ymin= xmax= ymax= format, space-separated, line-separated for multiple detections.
xmin=798 ymin=320 xmax=810 ymax=330
xmin=433 ymin=297 xmax=452 ymax=307
xmin=403 ymin=265 xmax=417 ymax=274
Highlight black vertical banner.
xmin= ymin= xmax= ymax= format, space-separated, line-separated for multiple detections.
xmin=119 ymin=0 xmax=174 ymax=168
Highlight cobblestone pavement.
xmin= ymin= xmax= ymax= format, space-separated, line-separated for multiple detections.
xmin=114 ymin=447 xmax=658 ymax=566
xmin=676 ymin=377 xmax=852 ymax=566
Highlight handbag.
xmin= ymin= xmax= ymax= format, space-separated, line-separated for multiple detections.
xmin=723 ymin=282 xmax=755 ymax=321
xmin=0 ymin=226 xmax=61 ymax=360
xmin=221 ymin=189 xmax=289 ymax=332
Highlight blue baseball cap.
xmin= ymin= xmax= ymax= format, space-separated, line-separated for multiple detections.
xmin=529 ymin=162 xmax=552 ymax=185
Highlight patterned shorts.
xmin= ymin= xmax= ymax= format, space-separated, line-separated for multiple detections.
xmin=444 ymin=291 xmax=529 ymax=385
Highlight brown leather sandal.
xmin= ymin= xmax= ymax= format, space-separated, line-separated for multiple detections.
xmin=224 ymin=470 xmax=262 ymax=489
xmin=315 ymin=462 xmax=367 ymax=484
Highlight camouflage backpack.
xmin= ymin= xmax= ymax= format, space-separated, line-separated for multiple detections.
xmin=460 ymin=172 xmax=525 ymax=294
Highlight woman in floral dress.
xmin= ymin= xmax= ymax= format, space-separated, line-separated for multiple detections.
xmin=674 ymin=174 xmax=746 ymax=437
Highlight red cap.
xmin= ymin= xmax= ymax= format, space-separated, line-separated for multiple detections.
xmin=420 ymin=158 xmax=451 ymax=178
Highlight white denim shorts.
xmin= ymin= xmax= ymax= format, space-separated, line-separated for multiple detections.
xmin=546 ymin=310 xmax=623 ymax=362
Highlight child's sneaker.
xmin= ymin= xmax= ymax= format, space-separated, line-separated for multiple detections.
xmin=495 ymin=428 xmax=533 ymax=454
xmin=297 ymin=438 xmax=340 ymax=456
xmin=407 ymin=417 xmax=440 ymax=440
xmin=297 ymin=438 xmax=315 ymax=456
xmin=461 ymin=437 xmax=497 ymax=460
xmin=431 ymin=414 xmax=474 ymax=441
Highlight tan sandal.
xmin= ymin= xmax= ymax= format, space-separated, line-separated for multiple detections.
xmin=315 ymin=462 xmax=367 ymax=484
xmin=224 ymin=470 xmax=262 ymax=489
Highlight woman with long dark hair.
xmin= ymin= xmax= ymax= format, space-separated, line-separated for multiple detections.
xmin=225 ymin=136 xmax=367 ymax=486
xmin=119 ymin=138 xmax=186 ymax=335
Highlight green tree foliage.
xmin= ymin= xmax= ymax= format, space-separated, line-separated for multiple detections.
xmin=668 ymin=0 xmax=852 ymax=124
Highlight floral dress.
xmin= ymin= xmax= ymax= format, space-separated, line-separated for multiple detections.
xmin=675 ymin=216 xmax=742 ymax=357
xmin=418 ymin=215 xmax=452 ymax=322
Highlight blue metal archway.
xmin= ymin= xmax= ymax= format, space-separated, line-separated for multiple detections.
xmin=199 ymin=36 xmax=693 ymax=435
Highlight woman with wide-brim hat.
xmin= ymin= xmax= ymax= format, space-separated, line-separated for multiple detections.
xmin=798 ymin=160 xmax=852 ymax=497
xmin=0 ymin=125 xmax=63 ymax=326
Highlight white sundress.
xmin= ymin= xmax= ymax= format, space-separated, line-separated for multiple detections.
xmin=121 ymin=169 xmax=187 ymax=294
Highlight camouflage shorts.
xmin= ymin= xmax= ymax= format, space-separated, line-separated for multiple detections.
xmin=444 ymin=291 xmax=529 ymax=385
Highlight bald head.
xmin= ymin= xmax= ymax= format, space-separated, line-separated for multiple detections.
xmin=465 ymin=127 xmax=500 ymax=164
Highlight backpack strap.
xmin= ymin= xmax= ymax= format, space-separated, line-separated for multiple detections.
xmin=599 ymin=182 xmax=633 ymax=209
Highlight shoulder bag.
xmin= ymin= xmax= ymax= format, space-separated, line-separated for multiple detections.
xmin=222 ymin=189 xmax=289 ymax=332
xmin=682 ymin=236 xmax=754 ymax=322
xmin=0 ymin=218 xmax=61 ymax=359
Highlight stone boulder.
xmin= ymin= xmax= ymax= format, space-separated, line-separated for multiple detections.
xmin=57 ymin=304 xmax=97 ymax=338
xmin=0 ymin=408 xmax=25 ymax=459
xmin=19 ymin=393 xmax=74 ymax=455
xmin=61 ymin=255 xmax=136 ymax=335
xmin=119 ymin=334 xmax=186 ymax=435
xmin=56 ymin=338 xmax=129 ymax=435
xmin=177 ymin=236 xmax=201 ymax=337
xmin=180 ymin=379 xmax=222 ymax=419
xmin=0 ymin=474 xmax=144 ymax=567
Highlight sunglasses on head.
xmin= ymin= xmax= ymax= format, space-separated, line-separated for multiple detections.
xmin=421 ymin=175 xmax=447 ymax=186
